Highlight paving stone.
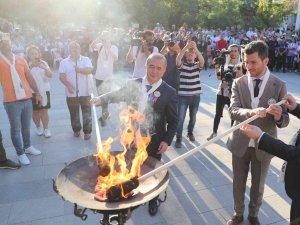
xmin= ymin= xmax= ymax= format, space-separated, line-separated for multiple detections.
xmin=7 ymin=196 xmax=64 ymax=224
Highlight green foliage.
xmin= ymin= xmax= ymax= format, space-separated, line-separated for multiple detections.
xmin=252 ymin=0 xmax=293 ymax=29
xmin=0 ymin=0 xmax=294 ymax=30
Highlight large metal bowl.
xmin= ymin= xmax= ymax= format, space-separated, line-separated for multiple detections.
xmin=55 ymin=152 xmax=169 ymax=211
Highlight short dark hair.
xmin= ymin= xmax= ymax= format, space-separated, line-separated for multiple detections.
xmin=143 ymin=30 xmax=154 ymax=38
xmin=244 ymin=40 xmax=268 ymax=60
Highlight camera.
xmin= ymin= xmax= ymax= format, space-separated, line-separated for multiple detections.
xmin=131 ymin=31 xmax=143 ymax=46
xmin=162 ymin=33 xmax=176 ymax=47
xmin=214 ymin=50 xmax=236 ymax=93
xmin=213 ymin=50 xmax=231 ymax=66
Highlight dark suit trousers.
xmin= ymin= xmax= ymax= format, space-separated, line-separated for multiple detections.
xmin=96 ymin=79 xmax=110 ymax=117
xmin=291 ymin=201 xmax=300 ymax=225
xmin=232 ymin=147 xmax=270 ymax=217
xmin=66 ymin=97 xmax=92 ymax=134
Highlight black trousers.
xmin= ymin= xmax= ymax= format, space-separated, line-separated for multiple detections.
xmin=276 ymin=54 xmax=287 ymax=72
xmin=291 ymin=201 xmax=300 ymax=225
xmin=96 ymin=79 xmax=111 ymax=117
xmin=66 ymin=96 xmax=92 ymax=134
xmin=213 ymin=95 xmax=231 ymax=133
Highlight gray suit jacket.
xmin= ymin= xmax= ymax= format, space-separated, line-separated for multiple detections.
xmin=227 ymin=74 xmax=289 ymax=161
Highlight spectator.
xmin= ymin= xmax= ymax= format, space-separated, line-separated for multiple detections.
xmin=0 ymin=32 xmax=42 ymax=166
xmin=59 ymin=41 xmax=93 ymax=140
xmin=175 ymin=40 xmax=205 ymax=148
xmin=26 ymin=45 xmax=53 ymax=137
xmin=126 ymin=30 xmax=158 ymax=79
xmin=90 ymin=31 xmax=118 ymax=127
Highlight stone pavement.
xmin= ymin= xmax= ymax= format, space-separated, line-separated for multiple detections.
xmin=0 ymin=69 xmax=299 ymax=225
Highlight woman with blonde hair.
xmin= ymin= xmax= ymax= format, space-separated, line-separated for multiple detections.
xmin=26 ymin=45 xmax=52 ymax=137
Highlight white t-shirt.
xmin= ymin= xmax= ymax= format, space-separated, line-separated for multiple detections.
xmin=30 ymin=62 xmax=51 ymax=92
xmin=59 ymin=55 xmax=93 ymax=97
xmin=132 ymin=46 xmax=158 ymax=79
xmin=95 ymin=43 xmax=118 ymax=81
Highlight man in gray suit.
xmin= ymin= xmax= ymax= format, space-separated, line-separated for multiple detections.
xmin=226 ymin=41 xmax=290 ymax=225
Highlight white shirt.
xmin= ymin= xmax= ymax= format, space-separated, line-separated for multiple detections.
xmin=95 ymin=43 xmax=118 ymax=81
xmin=30 ymin=63 xmax=51 ymax=92
xmin=132 ymin=46 xmax=159 ymax=79
xmin=59 ymin=55 xmax=93 ymax=97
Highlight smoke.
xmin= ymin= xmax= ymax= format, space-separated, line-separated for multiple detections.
xmin=94 ymin=74 xmax=157 ymax=143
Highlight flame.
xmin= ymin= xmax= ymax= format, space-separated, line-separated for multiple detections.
xmin=94 ymin=106 xmax=150 ymax=199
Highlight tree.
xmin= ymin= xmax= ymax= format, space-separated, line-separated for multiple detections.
xmin=254 ymin=0 xmax=293 ymax=29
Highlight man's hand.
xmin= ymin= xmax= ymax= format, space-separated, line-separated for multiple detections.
xmin=75 ymin=67 xmax=81 ymax=73
xmin=240 ymin=124 xmax=263 ymax=141
xmin=67 ymin=85 xmax=75 ymax=94
xmin=90 ymin=97 xmax=102 ymax=106
xmin=35 ymin=94 xmax=42 ymax=105
xmin=157 ymin=141 xmax=168 ymax=154
xmin=247 ymin=107 xmax=267 ymax=118
xmin=184 ymin=40 xmax=192 ymax=50
xmin=267 ymin=104 xmax=282 ymax=121
xmin=283 ymin=94 xmax=297 ymax=111
xmin=220 ymin=82 xmax=228 ymax=89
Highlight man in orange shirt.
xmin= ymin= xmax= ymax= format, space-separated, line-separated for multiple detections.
xmin=0 ymin=32 xmax=42 ymax=166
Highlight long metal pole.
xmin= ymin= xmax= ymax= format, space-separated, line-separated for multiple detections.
xmin=138 ymin=100 xmax=286 ymax=181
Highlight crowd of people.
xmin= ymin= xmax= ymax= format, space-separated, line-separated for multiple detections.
xmin=0 ymin=20 xmax=300 ymax=225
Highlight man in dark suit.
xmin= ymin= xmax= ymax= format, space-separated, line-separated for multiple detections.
xmin=240 ymin=93 xmax=300 ymax=225
xmin=226 ymin=41 xmax=290 ymax=225
xmin=91 ymin=52 xmax=178 ymax=215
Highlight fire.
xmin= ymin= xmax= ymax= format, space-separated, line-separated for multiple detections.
xmin=94 ymin=106 xmax=151 ymax=200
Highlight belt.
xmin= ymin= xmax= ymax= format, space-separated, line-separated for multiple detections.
xmin=5 ymin=98 xmax=30 ymax=104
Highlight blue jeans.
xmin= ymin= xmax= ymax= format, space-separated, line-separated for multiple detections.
xmin=4 ymin=99 xmax=32 ymax=155
xmin=176 ymin=95 xmax=200 ymax=139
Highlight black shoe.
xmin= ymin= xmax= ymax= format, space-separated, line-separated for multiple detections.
xmin=148 ymin=199 xmax=159 ymax=216
xmin=187 ymin=133 xmax=195 ymax=142
xmin=99 ymin=117 xmax=107 ymax=127
xmin=247 ymin=216 xmax=261 ymax=225
xmin=0 ymin=159 xmax=21 ymax=169
xmin=175 ymin=138 xmax=182 ymax=148
xmin=99 ymin=112 xmax=111 ymax=127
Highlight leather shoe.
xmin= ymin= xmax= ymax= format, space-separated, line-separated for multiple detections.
xmin=84 ymin=133 xmax=91 ymax=140
xmin=248 ymin=216 xmax=261 ymax=225
xmin=148 ymin=198 xmax=159 ymax=216
xmin=73 ymin=132 xmax=80 ymax=137
xmin=226 ymin=215 xmax=243 ymax=225
xmin=175 ymin=138 xmax=182 ymax=148
xmin=187 ymin=133 xmax=195 ymax=142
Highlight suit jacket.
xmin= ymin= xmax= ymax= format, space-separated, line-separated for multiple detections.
xmin=227 ymin=73 xmax=289 ymax=161
xmin=101 ymin=79 xmax=178 ymax=159
xmin=259 ymin=104 xmax=300 ymax=203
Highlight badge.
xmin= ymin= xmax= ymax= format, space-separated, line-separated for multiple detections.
xmin=154 ymin=91 xmax=160 ymax=98
xmin=268 ymin=98 xmax=276 ymax=106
